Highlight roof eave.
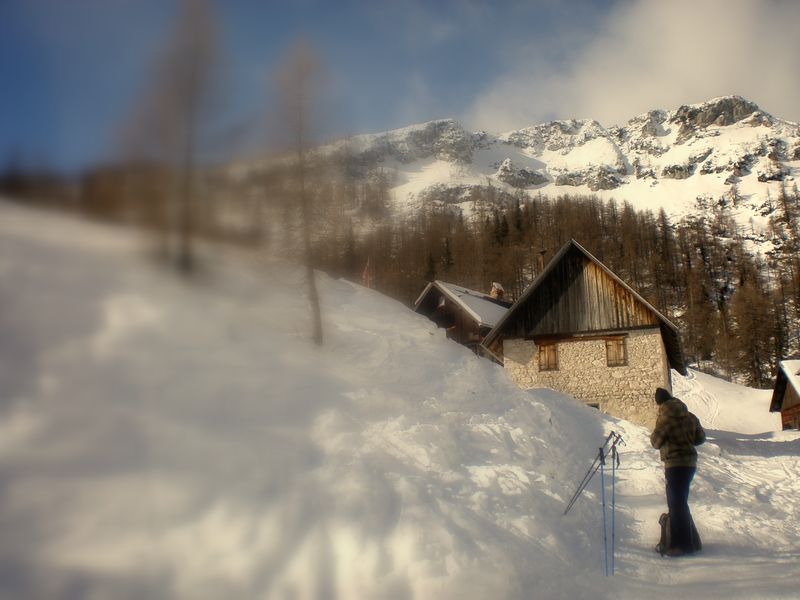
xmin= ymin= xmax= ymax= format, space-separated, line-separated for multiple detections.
xmin=413 ymin=281 xmax=436 ymax=310
xmin=436 ymin=281 xmax=484 ymax=325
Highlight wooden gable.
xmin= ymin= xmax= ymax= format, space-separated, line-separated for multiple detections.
xmin=483 ymin=240 xmax=687 ymax=374
xmin=503 ymin=244 xmax=660 ymax=337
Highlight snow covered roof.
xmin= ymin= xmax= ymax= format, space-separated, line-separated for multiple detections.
xmin=414 ymin=280 xmax=510 ymax=328
xmin=770 ymin=360 xmax=800 ymax=412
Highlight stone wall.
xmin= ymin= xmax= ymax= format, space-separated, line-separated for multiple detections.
xmin=503 ymin=328 xmax=670 ymax=428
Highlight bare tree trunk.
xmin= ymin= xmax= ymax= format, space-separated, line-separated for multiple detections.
xmin=279 ymin=42 xmax=324 ymax=345
xmin=117 ymin=0 xmax=218 ymax=274
xmin=306 ymin=260 xmax=323 ymax=345
xmin=299 ymin=146 xmax=322 ymax=345
xmin=178 ymin=103 xmax=196 ymax=273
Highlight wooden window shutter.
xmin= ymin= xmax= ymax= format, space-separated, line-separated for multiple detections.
xmin=606 ymin=338 xmax=627 ymax=367
xmin=538 ymin=343 xmax=558 ymax=371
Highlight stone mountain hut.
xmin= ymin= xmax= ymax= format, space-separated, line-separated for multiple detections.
xmin=770 ymin=360 xmax=800 ymax=430
xmin=414 ymin=281 xmax=512 ymax=353
xmin=481 ymin=239 xmax=687 ymax=428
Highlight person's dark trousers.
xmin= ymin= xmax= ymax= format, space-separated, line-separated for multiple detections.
xmin=665 ymin=466 xmax=696 ymax=551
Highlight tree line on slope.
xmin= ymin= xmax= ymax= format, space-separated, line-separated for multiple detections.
xmin=5 ymin=148 xmax=798 ymax=387
xmin=6 ymin=149 xmax=799 ymax=386
xmin=308 ymin=182 xmax=800 ymax=389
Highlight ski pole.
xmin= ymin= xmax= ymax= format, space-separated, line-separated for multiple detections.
xmin=599 ymin=446 xmax=608 ymax=577
xmin=568 ymin=433 xmax=613 ymax=500
xmin=609 ymin=435 xmax=624 ymax=575
xmin=611 ymin=444 xmax=617 ymax=575
xmin=564 ymin=460 xmax=601 ymax=516
xmin=564 ymin=432 xmax=617 ymax=515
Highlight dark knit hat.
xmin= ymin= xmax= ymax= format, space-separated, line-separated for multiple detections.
xmin=655 ymin=387 xmax=672 ymax=405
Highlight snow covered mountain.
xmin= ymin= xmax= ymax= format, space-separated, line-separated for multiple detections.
xmin=286 ymin=95 xmax=799 ymax=233
xmin=2 ymin=199 xmax=798 ymax=599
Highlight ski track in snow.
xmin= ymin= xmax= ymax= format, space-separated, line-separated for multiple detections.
xmin=674 ymin=371 xmax=721 ymax=429
xmin=0 ymin=199 xmax=798 ymax=599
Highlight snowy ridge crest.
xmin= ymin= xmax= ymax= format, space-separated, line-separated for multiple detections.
xmin=239 ymin=95 xmax=800 ymax=236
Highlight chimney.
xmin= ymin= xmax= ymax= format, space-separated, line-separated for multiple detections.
xmin=537 ymin=250 xmax=547 ymax=274
xmin=490 ymin=282 xmax=505 ymax=300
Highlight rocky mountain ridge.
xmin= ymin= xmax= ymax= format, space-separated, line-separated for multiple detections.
xmin=234 ymin=96 xmax=799 ymax=240
xmin=313 ymin=96 xmax=799 ymax=230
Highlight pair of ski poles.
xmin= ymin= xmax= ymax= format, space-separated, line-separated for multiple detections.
xmin=563 ymin=431 xmax=625 ymax=576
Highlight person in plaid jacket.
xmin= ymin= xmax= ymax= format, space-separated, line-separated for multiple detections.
xmin=650 ymin=387 xmax=706 ymax=556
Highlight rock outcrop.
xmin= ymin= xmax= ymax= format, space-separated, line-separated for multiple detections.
xmin=495 ymin=158 xmax=547 ymax=188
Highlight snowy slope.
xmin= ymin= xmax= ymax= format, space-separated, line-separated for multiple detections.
xmin=674 ymin=370 xmax=781 ymax=434
xmin=1 ymin=200 xmax=799 ymax=599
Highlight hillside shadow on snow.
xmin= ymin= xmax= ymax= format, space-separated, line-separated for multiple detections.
xmin=693 ymin=541 xmax=798 ymax=559
xmin=707 ymin=429 xmax=800 ymax=458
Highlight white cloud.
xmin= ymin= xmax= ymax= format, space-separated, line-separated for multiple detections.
xmin=466 ymin=0 xmax=800 ymax=130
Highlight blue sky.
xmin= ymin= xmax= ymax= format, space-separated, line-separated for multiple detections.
xmin=2 ymin=0 xmax=799 ymax=172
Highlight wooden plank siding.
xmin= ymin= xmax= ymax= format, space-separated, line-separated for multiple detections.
xmin=506 ymin=246 xmax=659 ymax=338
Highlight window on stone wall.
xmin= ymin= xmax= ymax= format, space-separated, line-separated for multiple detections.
xmin=606 ymin=337 xmax=627 ymax=367
xmin=538 ymin=343 xmax=558 ymax=371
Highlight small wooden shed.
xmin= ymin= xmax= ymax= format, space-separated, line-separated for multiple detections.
xmin=482 ymin=239 xmax=687 ymax=428
xmin=415 ymin=281 xmax=511 ymax=353
xmin=770 ymin=360 xmax=800 ymax=430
